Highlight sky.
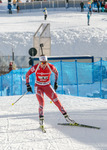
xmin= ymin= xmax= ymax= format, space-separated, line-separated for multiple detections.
xmin=0 ymin=6 xmax=107 ymax=150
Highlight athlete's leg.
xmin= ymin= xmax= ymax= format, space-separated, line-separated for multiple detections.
xmin=43 ymin=85 xmax=76 ymax=124
xmin=35 ymin=86 xmax=44 ymax=118
xmin=43 ymin=85 xmax=67 ymax=115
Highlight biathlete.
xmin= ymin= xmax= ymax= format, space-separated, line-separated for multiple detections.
xmin=26 ymin=55 xmax=75 ymax=126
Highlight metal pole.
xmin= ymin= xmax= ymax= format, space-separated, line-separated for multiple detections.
xmin=75 ymin=60 xmax=79 ymax=96
xmin=12 ymin=91 xmax=28 ymax=105
xmin=12 ymin=48 xmax=14 ymax=61
xmin=60 ymin=60 xmax=64 ymax=94
xmin=100 ymin=57 xmax=102 ymax=98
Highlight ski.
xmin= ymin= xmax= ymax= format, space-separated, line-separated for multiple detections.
xmin=58 ymin=123 xmax=100 ymax=130
xmin=40 ymin=125 xmax=46 ymax=133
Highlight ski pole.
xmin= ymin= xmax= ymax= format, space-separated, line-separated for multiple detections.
xmin=12 ymin=91 xmax=28 ymax=106
xmin=40 ymin=43 xmax=44 ymax=55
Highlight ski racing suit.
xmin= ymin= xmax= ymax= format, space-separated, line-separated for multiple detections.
xmin=26 ymin=63 xmax=66 ymax=118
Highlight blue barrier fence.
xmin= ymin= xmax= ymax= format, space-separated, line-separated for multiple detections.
xmin=0 ymin=59 xmax=107 ymax=99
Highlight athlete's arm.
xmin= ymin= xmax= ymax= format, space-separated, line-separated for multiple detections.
xmin=26 ymin=64 xmax=38 ymax=84
xmin=49 ymin=64 xmax=58 ymax=82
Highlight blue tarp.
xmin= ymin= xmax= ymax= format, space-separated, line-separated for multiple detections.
xmin=0 ymin=60 xmax=107 ymax=99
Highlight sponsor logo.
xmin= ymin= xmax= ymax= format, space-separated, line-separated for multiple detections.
xmin=38 ymin=76 xmax=48 ymax=79
xmin=31 ymin=67 xmax=35 ymax=72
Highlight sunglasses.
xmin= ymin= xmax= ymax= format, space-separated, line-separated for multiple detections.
xmin=41 ymin=61 xmax=47 ymax=64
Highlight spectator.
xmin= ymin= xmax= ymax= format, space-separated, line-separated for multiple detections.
xmin=66 ymin=0 xmax=69 ymax=8
xmin=17 ymin=4 xmax=20 ymax=13
xmin=97 ymin=1 xmax=100 ymax=12
xmin=88 ymin=4 xmax=92 ymax=15
xmin=8 ymin=61 xmax=16 ymax=72
xmin=8 ymin=3 xmax=12 ymax=14
xmin=43 ymin=8 xmax=48 ymax=20
xmin=80 ymin=1 xmax=84 ymax=12
xmin=105 ymin=2 xmax=107 ymax=12
xmin=87 ymin=11 xmax=90 ymax=26
xmin=101 ymin=1 xmax=105 ymax=12
xmin=9 ymin=61 xmax=13 ymax=72
xmin=13 ymin=0 xmax=16 ymax=8
xmin=18 ymin=0 xmax=22 ymax=2
xmin=0 ymin=0 xmax=2 ymax=3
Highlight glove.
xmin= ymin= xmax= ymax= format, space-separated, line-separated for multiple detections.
xmin=54 ymin=82 xmax=58 ymax=91
xmin=26 ymin=83 xmax=33 ymax=93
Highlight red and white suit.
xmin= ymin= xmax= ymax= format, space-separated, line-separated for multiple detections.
xmin=26 ymin=63 xmax=66 ymax=118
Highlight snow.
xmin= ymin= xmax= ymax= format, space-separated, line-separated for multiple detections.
xmin=0 ymin=9 xmax=107 ymax=58
xmin=0 ymin=94 xmax=107 ymax=150
xmin=0 ymin=8 xmax=107 ymax=150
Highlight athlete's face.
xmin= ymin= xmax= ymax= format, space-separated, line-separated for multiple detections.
xmin=40 ymin=61 xmax=47 ymax=68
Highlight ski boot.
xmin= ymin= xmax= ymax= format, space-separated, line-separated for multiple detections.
xmin=63 ymin=113 xmax=76 ymax=125
xmin=39 ymin=116 xmax=44 ymax=126
xmin=39 ymin=116 xmax=46 ymax=133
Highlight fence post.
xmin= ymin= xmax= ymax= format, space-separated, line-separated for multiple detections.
xmin=100 ymin=58 xmax=102 ymax=98
xmin=75 ymin=60 xmax=79 ymax=96
xmin=20 ymin=68 xmax=22 ymax=95
xmin=11 ymin=71 xmax=13 ymax=96
xmin=60 ymin=60 xmax=64 ymax=94
xmin=1 ymin=75 xmax=2 ymax=96
xmin=92 ymin=61 xmax=94 ymax=83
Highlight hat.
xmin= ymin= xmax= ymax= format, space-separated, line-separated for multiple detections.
xmin=39 ymin=56 xmax=47 ymax=61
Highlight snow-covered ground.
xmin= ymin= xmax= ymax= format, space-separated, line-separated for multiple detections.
xmin=0 ymin=8 xmax=107 ymax=150
xmin=0 ymin=94 xmax=107 ymax=150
